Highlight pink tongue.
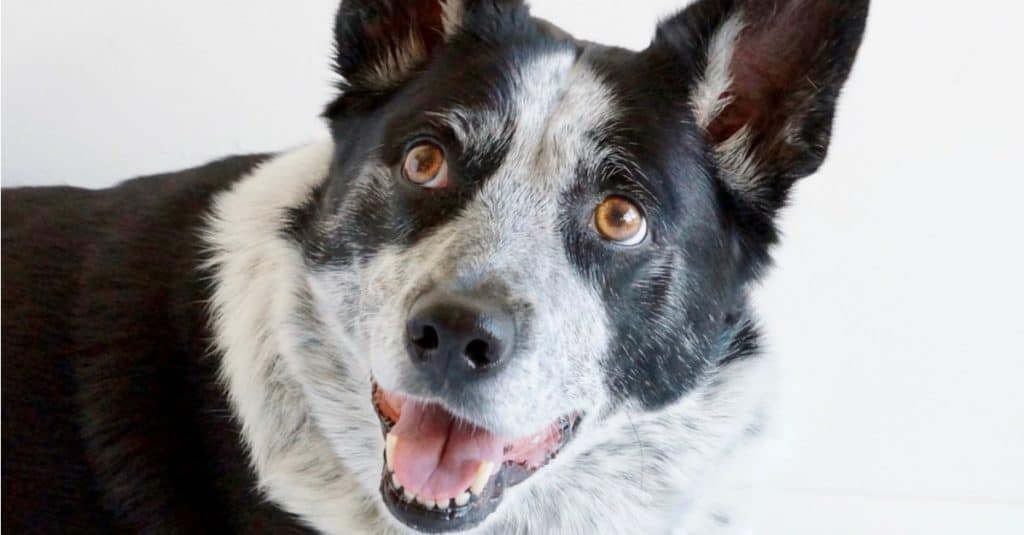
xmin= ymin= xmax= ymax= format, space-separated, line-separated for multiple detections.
xmin=391 ymin=401 xmax=504 ymax=499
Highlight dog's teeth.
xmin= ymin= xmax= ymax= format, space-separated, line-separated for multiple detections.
xmin=469 ymin=460 xmax=494 ymax=495
xmin=402 ymin=488 xmax=415 ymax=502
xmin=454 ymin=492 xmax=471 ymax=507
xmin=416 ymin=495 xmax=435 ymax=509
xmin=440 ymin=497 xmax=455 ymax=509
xmin=385 ymin=433 xmax=398 ymax=472
xmin=390 ymin=473 xmax=402 ymax=491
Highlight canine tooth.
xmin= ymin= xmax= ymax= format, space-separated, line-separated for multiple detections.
xmin=469 ymin=461 xmax=494 ymax=495
xmin=454 ymin=492 xmax=471 ymax=507
xmin=403 ymin=488 xmax=415 ymax=502
xmin=390 ymin=473 xmax=402 ymax=490
xmin=385 ymin=433 xmax=398 ymax=472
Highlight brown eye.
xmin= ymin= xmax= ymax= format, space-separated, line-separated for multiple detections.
xmin=593 ymin=195 xmax=647 ymax=246
xmin=402 ymin=142 xmax=448 ymax=188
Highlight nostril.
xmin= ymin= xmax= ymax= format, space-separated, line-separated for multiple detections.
xmin=412 ymin=325 xmax=440 ymax=353
xmin=463 ymin=339 xmax=491 ymax=369
xmin=406 ymin=293 xmax=515 ymax=376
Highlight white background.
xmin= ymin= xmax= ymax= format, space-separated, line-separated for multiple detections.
xmin=3 ymin=1 xmax=1023 ymax=533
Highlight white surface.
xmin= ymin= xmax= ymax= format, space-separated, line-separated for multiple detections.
xmin=3 ymin=1 xmax=1023 ymax=533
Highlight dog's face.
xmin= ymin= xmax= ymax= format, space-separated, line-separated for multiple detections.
xmin=282 ymin=0 xmax=866 ymax=532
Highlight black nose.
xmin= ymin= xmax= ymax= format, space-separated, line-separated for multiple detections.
xmin=406 ymin=292 xmax=515 ymax=380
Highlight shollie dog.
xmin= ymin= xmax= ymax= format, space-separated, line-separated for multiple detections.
xmin=1 ymin=0 xmax=868 ymax=533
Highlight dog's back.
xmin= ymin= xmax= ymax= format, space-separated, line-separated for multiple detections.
xmin=1 ymin=155 xmax=315 ymax=532
xmin=3 ymin=185 xmax=118 ymax=530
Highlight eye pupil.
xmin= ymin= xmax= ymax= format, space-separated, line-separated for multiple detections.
xmin=403 ymin=143 xmax=447 ymax=187
xmin=609 ymin=204 xmax=635 ymax=225
xmin=594 ymin=196 xmax=646 ymax=245
xmin=411 ymin=148 xmax=439 ymax=175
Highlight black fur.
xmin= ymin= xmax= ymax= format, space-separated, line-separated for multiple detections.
xmin=2 ymin=156 xmax=314 ymax=533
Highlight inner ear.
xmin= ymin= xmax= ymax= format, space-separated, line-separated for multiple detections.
xmin=653 ymin=0 xmax=867 ymax=216
xmin=332 ymin=0 xmax=465 ymax=94
xmin=704 ymin=1 xmax=843 ymax=145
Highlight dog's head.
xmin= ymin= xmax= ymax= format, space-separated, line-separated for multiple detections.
xmin=286 ymin=0 xmax=867 ymax=531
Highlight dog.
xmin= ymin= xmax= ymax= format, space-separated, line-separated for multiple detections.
xmin=1 ymin=0 xmax=868 ymax=533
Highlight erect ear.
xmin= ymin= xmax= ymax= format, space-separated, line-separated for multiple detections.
xmin=652 ymin=0 xmax=868 ymax=215
xmin=332 ymin=0 xmax=467 ymax=94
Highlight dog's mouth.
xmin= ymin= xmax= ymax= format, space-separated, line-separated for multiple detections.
xmin=371 ymin=383 xmax=580 ymax=533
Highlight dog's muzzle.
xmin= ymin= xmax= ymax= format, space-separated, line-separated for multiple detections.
xmin=369 ymin=290 xmax=580 ymax=532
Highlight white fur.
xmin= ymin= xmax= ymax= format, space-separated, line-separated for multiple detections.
xmin=690 ymin=14 xmax=744 ymax=129
xmin=497 ymin=353 xmax=780 ymax=535
xmin=203 ymin=142 xmax=379 ymax=533
xmin=367 ymin=30 xmax=430 ymax=90
xmin=440 ymin=0 xmax=466 ymax=39
xmin=715 ymin=126 xmax=768 ymax=206
xmin=689 ymin=13 xmax=772 ymax=202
